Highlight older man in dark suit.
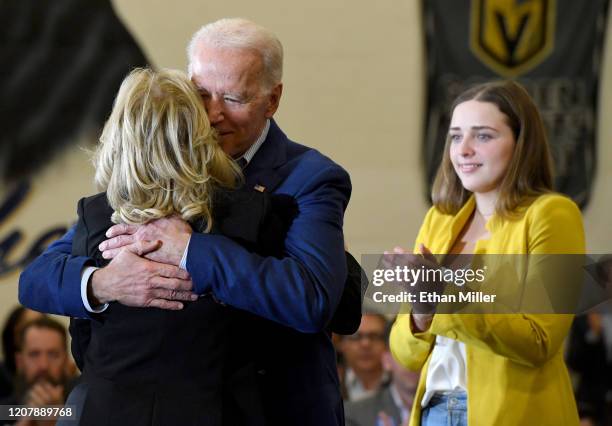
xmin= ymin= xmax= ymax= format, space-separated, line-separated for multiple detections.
xmin=20 ymin=18 xmax=361 ymax=426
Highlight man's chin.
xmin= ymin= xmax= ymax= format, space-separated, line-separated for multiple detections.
xmin=220 ymin=139 xmax=248 ymax=158
xmin=217 ymin=136 xmax=236 ymax=153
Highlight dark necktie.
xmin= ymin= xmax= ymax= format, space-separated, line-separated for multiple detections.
xmin=236 ymin=157 xmax=248 ymax=170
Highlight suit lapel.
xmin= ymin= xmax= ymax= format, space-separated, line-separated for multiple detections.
xmin=437 ymin=195 xmax=476 ymax=255
xmin=244 ymin=119 xmax=288 ymax=192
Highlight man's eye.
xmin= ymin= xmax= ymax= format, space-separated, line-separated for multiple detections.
xmin=224 ymin=96 xmax=242 ymax=104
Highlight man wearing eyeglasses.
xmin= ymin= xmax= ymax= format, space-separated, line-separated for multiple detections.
xmin=341 ymin=314 xmax=389 ymax=402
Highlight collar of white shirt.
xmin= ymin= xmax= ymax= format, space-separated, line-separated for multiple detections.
xmin=236 ymin=119 xmax=270 ymax=166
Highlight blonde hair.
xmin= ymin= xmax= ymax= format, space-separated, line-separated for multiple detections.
xmin=432 ymin=80 xmax=554 ymax=217
xmin=94 ymin=68 xmax=241 ymax=230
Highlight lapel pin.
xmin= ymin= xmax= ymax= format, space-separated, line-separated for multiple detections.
xmin=254 ymin=184 xmax=266 ymax=192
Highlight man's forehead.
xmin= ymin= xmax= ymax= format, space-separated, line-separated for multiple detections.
xmin=191 ymin=47 xmax=263 ymax=84
xmin=194 ymin=43 xmax=261 ymax=62
xmin=23 ymin=328 xmax=63 ymax=348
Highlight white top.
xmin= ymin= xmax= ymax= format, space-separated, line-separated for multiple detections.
xmin=344 ymin=368 xmax=390 ymax=402
xmin=421 ymin=335 xmax=467 ymax=407
xmin=420 ymin=264 xmax=469 ymax=407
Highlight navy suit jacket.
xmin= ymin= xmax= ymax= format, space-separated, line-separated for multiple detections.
xmin=19 ymin=120 xmax=352 ymax=425
xmin=186 ymin=120 xmax=351 ymax=425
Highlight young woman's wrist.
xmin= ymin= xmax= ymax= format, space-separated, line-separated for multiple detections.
xmin=411 ymin=312 xmax=434 ymax=333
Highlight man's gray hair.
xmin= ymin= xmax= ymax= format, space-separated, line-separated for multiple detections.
xmin=187 ymin=18 xmax=283 ymax=91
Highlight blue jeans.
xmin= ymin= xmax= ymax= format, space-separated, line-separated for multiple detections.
xmin=421 ymin=391 xmax=467 ymax=426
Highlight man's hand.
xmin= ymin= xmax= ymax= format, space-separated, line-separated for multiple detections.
xmin=25 ymin=381 xmax=64 ymax=407
xmin=99 ymin=216 xmax=192 ymax=266
xmin=17 ymin=381 xmax=64 ymax=426
xmin=90 ymin=240 xmax=196 ymax=310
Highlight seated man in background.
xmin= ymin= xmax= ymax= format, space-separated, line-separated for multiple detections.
xmin=1 ymin=307 xmax=44 ymax=400
xmin=345 ymin=318 xmax=420 ymax=426
xmin=341 ymin=314 xmax=389 ymax=402
xmin=1 ymin=317 xmax=75 ymax=426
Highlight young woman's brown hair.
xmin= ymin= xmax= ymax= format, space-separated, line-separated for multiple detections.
xmin=432 ymin=80 xmax=554 ymax=217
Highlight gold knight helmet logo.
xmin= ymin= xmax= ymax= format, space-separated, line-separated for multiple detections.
xmin=470 ymin=0 xmax=555 ymax=77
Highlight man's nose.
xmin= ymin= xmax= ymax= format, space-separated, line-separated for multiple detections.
xmin=36 ymin=356 xmax=50 ymax=373
xmin=206 ymin=96 xmax=225 ymax=125
xmin=358 ymin=337 xmax=372 ymax=347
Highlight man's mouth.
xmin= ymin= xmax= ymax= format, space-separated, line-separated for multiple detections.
xmin=213 ymin=128 xmax=233 ymax=138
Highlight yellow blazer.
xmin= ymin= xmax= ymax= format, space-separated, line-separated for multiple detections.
xmin=390 ymin=194 xmax=584 ymax=426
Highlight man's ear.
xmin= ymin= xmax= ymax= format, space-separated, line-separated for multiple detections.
xmin=264 ymin=83 xmax=283 ymax=118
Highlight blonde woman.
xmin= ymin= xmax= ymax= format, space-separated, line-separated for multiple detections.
xmin=69 ymin=68 xmax=295 ymax=426
xmin=388 ymin=81 xmax=584 ymax=426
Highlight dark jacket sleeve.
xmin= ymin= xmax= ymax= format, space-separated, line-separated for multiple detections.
xmin=69 ymin=197 xmax=94 ymax=372
xmin=328 ymin=251 xmax=367 ymax=335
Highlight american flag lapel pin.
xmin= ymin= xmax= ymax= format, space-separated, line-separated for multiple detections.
xmin=254 ymin=184 xmax=266 ymax=192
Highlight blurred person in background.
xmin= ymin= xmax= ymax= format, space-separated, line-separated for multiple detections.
xmin=0 ymin=317 xmax=73 ymax=425
xmin=342 ymin=314 xmax=389 ymax=402
xmin=0 ymin=307 xmax=44 ymax=400
xmin=346 ymin=318 xmax=420 ymax=426
xmin=567 ymin=312 xmax=612 ymax=426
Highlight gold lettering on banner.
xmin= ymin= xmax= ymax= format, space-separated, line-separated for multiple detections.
xmin=470 ymin=0 xmax=555 ymax=77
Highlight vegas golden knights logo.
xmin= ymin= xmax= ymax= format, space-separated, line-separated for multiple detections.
xmin=470 ymin=0 xmax=555 ymax=77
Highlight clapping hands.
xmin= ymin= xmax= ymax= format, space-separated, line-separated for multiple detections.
xmin=381 ymin=244 xmax=441 ymax=331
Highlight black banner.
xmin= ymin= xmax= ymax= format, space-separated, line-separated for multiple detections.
xmin=0 ymin=0 xmax=149 ymax=184
xmin=423 ymin=0 xmax=609 ymax=207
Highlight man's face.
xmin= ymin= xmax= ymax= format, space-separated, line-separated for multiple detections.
xmin=16 ymin=327 xmax=67 ymax=385
xmin=190 ymin=45 xmax=282 ymax=158
xmin=341 ymin=315 xmax=387 ymax=375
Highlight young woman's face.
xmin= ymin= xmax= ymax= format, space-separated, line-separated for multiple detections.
xmin=449 ymin=100 xmax=516 ymax=195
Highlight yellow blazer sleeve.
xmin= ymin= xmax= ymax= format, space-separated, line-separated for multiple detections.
xmin=390 ymin=313 xmax=435 ymax=371
xmin=389 ymin=206 xmax=438 ymax=371
xmin=430 ymin=195 xmax=585 ymax=367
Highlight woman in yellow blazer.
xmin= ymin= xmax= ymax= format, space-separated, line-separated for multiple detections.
xmin=389 ymin=81 xmax=584 ymax=426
